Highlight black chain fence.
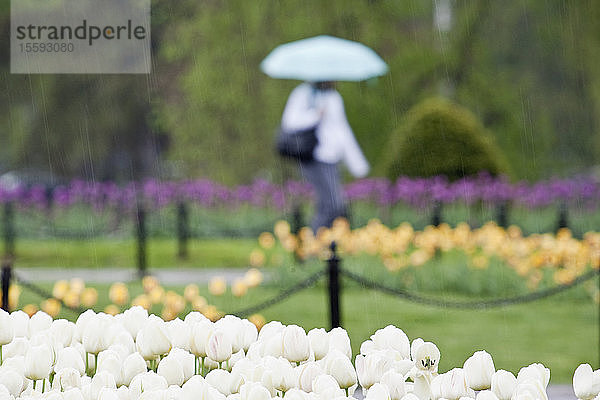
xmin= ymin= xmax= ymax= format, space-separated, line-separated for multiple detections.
xmin=230 ymin=269 xmax=326 ymax=318
xmin=340 ymin=267 xmax=600 ymax=309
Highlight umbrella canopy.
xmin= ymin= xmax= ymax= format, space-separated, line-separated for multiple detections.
xmin=261 ymin=35 xmax=388 ymax=82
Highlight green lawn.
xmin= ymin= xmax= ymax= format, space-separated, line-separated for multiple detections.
xmin=9 ymin=238 xmax=264 ymax=268
xmin=15 ymin=280 xmax=599 ymax=383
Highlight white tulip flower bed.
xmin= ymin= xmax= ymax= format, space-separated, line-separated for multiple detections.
xmin=0 ymin=307 xmax=598 ymax=400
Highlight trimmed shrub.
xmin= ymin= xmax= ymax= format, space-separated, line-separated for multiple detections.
xmin=386 ymin=97 xmax=507 ymax=181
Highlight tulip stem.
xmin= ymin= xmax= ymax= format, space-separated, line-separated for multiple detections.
xmin=345 ymin=388 xmax=349 ymax=397
xmin=201 ymin=357 xmax=205 ymax=376
xmin=0 ymin=344 xmax=2 ymax=365
xmin=42 ymin=379 xmax=45 ymax=393
xmin=49 ymin=372 xmax=55 ymax=386
xmin=94 ymin=353 xmax=99 ymax=376
xmin=85 ymin=352 xmax=89 ymax=375
xmin=33 ymin=380 xmax=36 ymax=391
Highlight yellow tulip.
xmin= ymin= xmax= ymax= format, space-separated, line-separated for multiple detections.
xmin=41 ymin=298 xmax=61 ymax=318
xmin=22 ymin=304 xmax=38 ymax=317
xmin=231 ymin=279 xmax=248 ymax=297
xmin=104 ymin=304 xmax=120 ymax=316
xmin=208 ymin=277 xmax=227 ymax=296
xmin=52 ymin=280 xmax=69 ymax=300
xmin=248 ymin=313 xmax=266 ymax=331
xmin=131 ymin=294 xmax=151 ymax=310
xmin=183 ymin=283 xmax=200 ymax=303
xmin=80 ymin=287 xmax=98 ymax=307
xmin=258 ymin=232 xmax=276 ymax=249
xmin=108 ymin=282 xmax=129 ymax=306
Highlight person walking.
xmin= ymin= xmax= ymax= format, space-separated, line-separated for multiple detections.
xmin=281 ymin=81 xmax=370 ymax=233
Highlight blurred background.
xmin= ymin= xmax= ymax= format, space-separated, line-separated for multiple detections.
xmin=1 ymin=0 xmax=599 ymax=184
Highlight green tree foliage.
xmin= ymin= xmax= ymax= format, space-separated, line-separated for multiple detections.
xmin=0 ymin=0 xmax=598 ymax=182
xmin=386 ymin=97 xmax=506 ymax=181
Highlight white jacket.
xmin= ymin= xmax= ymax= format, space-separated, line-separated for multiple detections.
xmin=281 ymin=83 xmax=370 ymax=178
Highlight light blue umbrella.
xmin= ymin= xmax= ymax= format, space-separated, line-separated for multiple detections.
xmin=261 ymin=35 xmax=388 ymax=82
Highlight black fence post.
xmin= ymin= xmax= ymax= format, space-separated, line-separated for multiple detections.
xmin=496 ymin=202 xmax=509 ymax=228
xmin=292 ymin=203 xmax=304 ymax=263
xmin=431 ymin=201 xmax=443 ymax=226
xmin=1 ymin=261 xmax=12 ymax=312
xmin=3 ymin=202 xmax=15 ymax=258
xmin=327 ymin=241 xmax=341 ymax=329
xmin=557 ymin=201 xmax=568 ymax=232
xmin=136 ymin=204 xmax=147 ymax=278
xmin=177 ymin=201 xmax=189 ymax=260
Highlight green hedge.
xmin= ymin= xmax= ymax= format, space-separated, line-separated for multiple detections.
xmin=386 ymin=97 xmax=507 ymax=181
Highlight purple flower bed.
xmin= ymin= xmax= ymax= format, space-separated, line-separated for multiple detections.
xmin=0 ymin=174 xmax=598 ymax=211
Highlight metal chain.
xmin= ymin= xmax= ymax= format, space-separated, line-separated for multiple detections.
xmin=12 ymin=272 xmax=88 ymax=315
xmin=340 ymin=267 xmax=600 ymax=309
xmin=230 ymin=269 xmax=326 ymax=318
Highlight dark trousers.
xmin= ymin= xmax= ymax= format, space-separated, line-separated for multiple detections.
xmin=299 ymin=160 xmax=346 ymax=232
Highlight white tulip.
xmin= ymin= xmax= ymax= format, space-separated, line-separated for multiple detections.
xmin=414 ymin=343 xmax=440 ymax=374
xmin=431 ymin=369 xmax=475 ymax=400
xmin=115 ymin=385 xmax=130 ymax=400
xmin=53 ymin=368 xmax=81 ymax=391
xmin=74 ymin=309 xmax=97 ymax=342
xmin=513 ymin=378 xmax=548 ymax=400
xmin=166 ymin=319 xmax=192 ymax=352
xmin=24 ymin=344 xmax=53 ymax=381
xmin=2 ymin=337 xmax=28 ymax=359
xmin=183 ymin=312 xmax=209 ymax=326
xmin=410 ymin=339 xmax=425 ymax=362
xmin=63 ymin=388 xmax=85 ymax=400
xmin=263 ymin=333 xmax=284 ymax=358
xmin=282 ymin=325 xmax=310 ymax=364
xmin=82 ymin=316 xmax=109 ymax=356
xmin=169 ymin=348 xmax=195 ymax=383
xmin=366 ymin=382 xmax=391 ymax=400
xmin=328 ymin=355 xmax=357 ymax=390
xmin=48 ymin=320 xmax=75 ymax=348
xmin=190 ymin=320 xmax=214 ymax=358
xmin=119 ymin=352 xmax=147 ymax=387
xmin=360 ymin=340 xmax=377 ymax=355
xmin=10 ymin=311 xmax=29 ymax=338
xmin=393 ymin=360 xmax=415 ymax=377
xmin=463 ymin=351 xmax=495 ymax=391
xmin=257 ymin=321 xmax=284 ymax=342
xmin=476 ymin=390 xmax=499 ymax=400
xmin=206 ymin=369 xmax=234 ymax=396
xmin=356 ymin=353 xmax=393 ymax=390
xmin=166 ymin=385 xmax=182 ymax=399
xmin=371 ymin=326 xmax=410 ymax=360
xmin=1 ymin=356 xmax=25 ymax=377
xmin=120 ymin=307 xmax=148 ymax=340
xmin=90 ymin=371 xmax=117 ymax=400
xmin=207 ymin=330 xmax=233 ymax=364
xmin=491 ymin=370 xmax=517 ymax=400
xmin=239 ymin=320 xmax=258 ymax=353
xmin=28 ymin=312 xmax=52 ymax=337
xmin=180 ymin=376 xmax=212 ymax=400
xmin=0 ymin=368 xmax=24 ymax=397
xmin=381 ymin=370 xmax=406 ymax=400
xmin=157 ymin=354 xmax=185 ymax=386
xmin=313 ymin=374 xmax=343 ymax=398
xmin=297 ymin=362 xmax=323 ymax=392
xmin=0 ymin=310 xmax=14 ymax=346
xmin=129 ymin=372 xmax=168 ymax=399
xmin=573 ymin=364 xmax=600 ymax=400
xmin=516 ymin=364 xmax=550 ymax=388
xmin=401 ymin=394 xmax=420 ymax=400
xmin=136 ymin=320 xmax=171 ymax=361
xmin=329 ymin=328 xmax=352 ymax=359
xmin=110 ymin=332 xmax=135 ymax=356
xmin=239 ymin=382 xmax=271 ymax=400
xmin=97 ymin=387 xmax=120 ymax=400
xmin=308 ymin=328 xmax=329 ymax=361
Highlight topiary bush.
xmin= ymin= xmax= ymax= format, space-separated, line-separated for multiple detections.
xmin=386 ymin=97 xmax=508 ymax=181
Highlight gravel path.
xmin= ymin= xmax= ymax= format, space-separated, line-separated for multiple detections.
xmin=14 ymin=267 xmax=253 ymax=284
